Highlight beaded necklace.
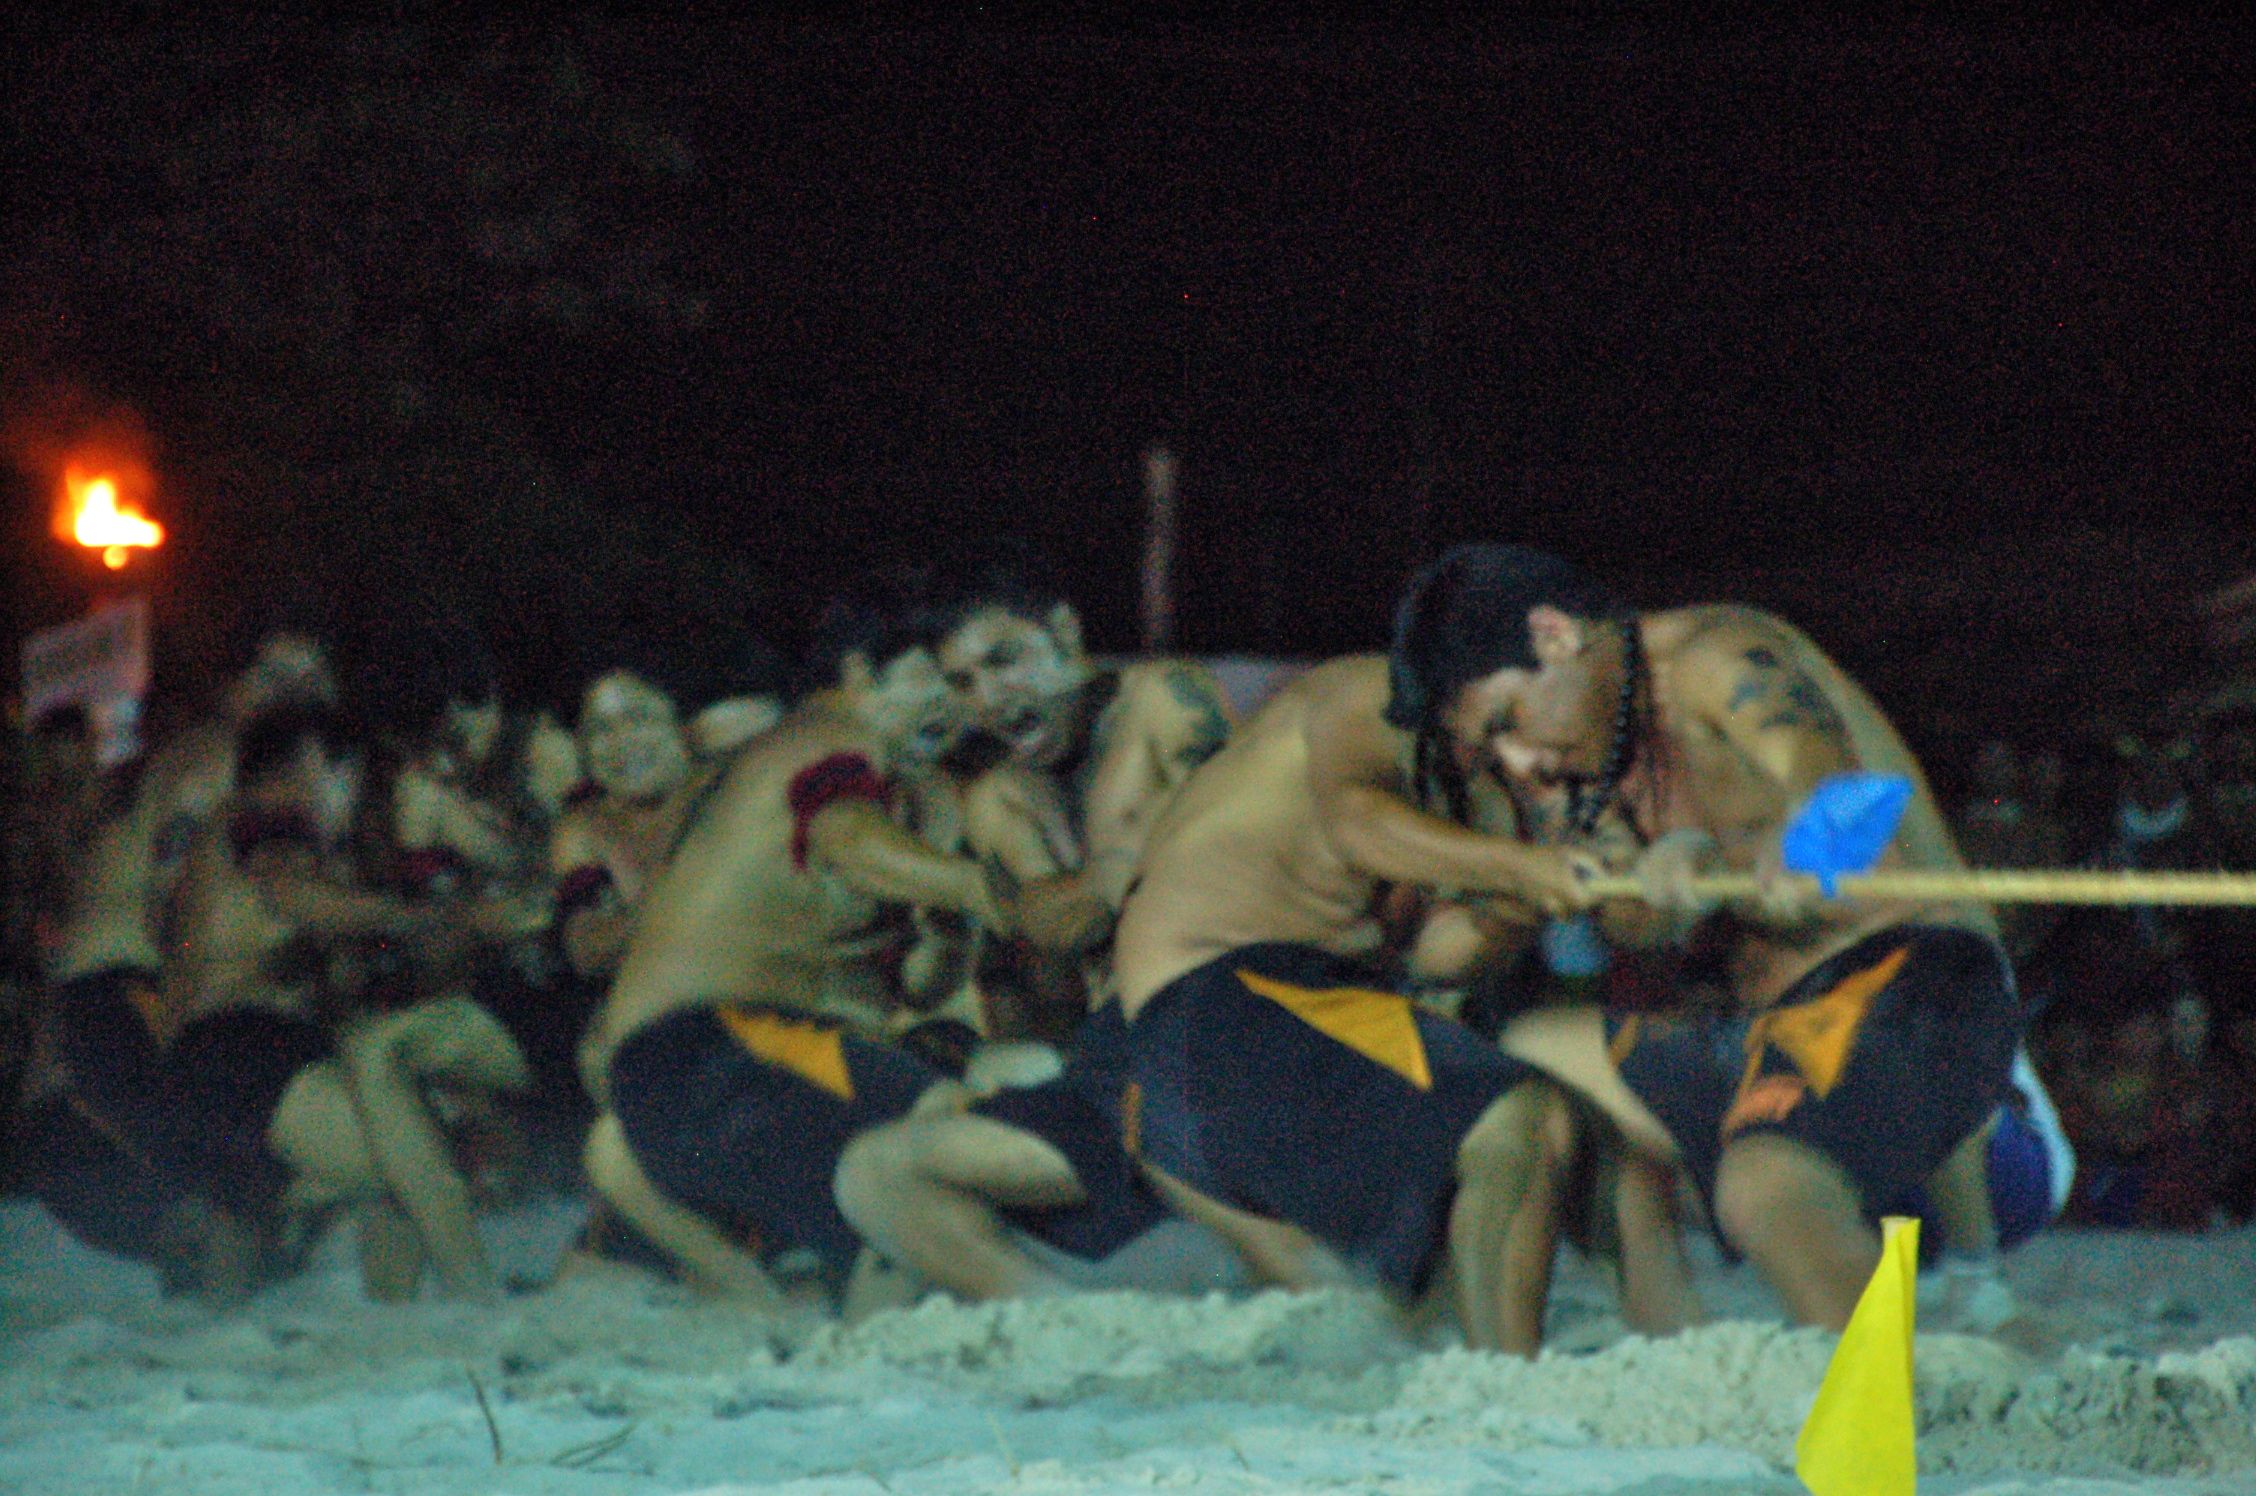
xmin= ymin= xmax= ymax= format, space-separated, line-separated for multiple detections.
xmin=1567 ymin=626 xmax=1647 ymax=838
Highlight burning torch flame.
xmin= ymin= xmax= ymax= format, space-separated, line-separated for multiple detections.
xmin=62 ymin=468 xmax=164 ymax=570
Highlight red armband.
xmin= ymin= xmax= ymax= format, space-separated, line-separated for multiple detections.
xmin=228 ymin=808 xmax=320 ymax=861
xmin=555 ymin=863 xmax=615 ymax=919
xmin=786 ymin=752 xmax=893 ymax=871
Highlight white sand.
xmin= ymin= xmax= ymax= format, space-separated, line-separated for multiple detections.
xmin=3 ymin=1195 xmax=2253 ymax=1495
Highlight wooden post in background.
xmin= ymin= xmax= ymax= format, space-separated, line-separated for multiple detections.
xmin=1141 ymin=445 xmax=1178 ymax=655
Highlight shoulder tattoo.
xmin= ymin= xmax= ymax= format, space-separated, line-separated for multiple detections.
xmin=1730 ymin=646 xmax=1844 ymax=736
xmin=1162 ymin=665 xmax=1231 ymax=770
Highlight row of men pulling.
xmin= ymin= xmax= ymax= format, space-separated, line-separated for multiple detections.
xmin=34 ymin=544 xmax=2059 ymax=1345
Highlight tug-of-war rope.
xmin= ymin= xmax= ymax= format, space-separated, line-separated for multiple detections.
xmin=1583 ymin=772 xmax=2256 ymax=907
xmin=1582 ymin=865 xmax=2256 ymax=906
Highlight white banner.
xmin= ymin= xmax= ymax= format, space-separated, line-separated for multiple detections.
xmin=22 ymin=596 xmax=151 ymax=764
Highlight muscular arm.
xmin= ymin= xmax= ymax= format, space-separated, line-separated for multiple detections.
xmin=248 ymin=844 xmax=449 ymax=941
xmin=1403 ymin=897 xmax=1540 ymax=988
xmin=964 ymin=769 xmax=1110 ymax=959
xmin=394 ymin=768 xmax=520 ymax=873
xmin=1072 ymin=662 xmax=1236 ymax=910
xmin=1679 ymin=625 xmax=1863 ymax=934
xmin=1141 ymin=661 xmax=1235 ymax=784
xmin=804 ymin=800 xmax=1004 ymax=930
xmin=550 ymin=815 xmax=633 ymax=978
xmin=1304 ymin=668 xmax=1592 ymax=914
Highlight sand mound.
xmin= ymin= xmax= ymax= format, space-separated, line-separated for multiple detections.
xmin=795 ymin=1287 xmax=1415 ymax=1409
xmin=1347 ymin=1321 xmax=2256 ymax=1478
xmin=9 ymin=1202 xmax=2256 ymax=1493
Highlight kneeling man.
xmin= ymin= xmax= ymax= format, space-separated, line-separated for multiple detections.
xmin=1388 ymin=544 xmax=2020 ymax=1331
xmin=578 ymin=591 xmax=1004 ymax=1311
xmin=834 ymin=550 xmax=1243 ymax=1296
xmin=1107 ymin=649 xmax=1597 ymax=1351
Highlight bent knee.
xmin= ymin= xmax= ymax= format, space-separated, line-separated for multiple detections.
xmin=1457 ymin=1078 xmax=1573 ymax=1178
xmin=268 ymin=1062 xmax=379 ymax=1195
xmin=1711 ymin=1133 xmax=1857 ymax=1247
xmin=581 ymin=1114 xmax=637 ymax=1195
xmin=834 ymin=1125 xmax=919 ymax=1226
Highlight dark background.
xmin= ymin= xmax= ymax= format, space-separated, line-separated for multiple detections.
xmin=3 ymin=16 xmax=2249 ymax=773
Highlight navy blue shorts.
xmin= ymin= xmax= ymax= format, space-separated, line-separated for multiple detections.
xmin=48 ymin=966 xmax=181 ymax=1166
xmin=165 ymin=1008 xmax=334 ymax=1217
xmin=16 ymin=1091 xmax=190 ymax=1265
xmin=1605 ymin=925 xmax=2020 ymax=1221
xmin=608 ymin=1004 xmax=939 ymax=1291
xmin=1126 ymin=942 xmax=1540 ymax=1294
xmin=974 ymin=1002 xmax=1167 ymax=1262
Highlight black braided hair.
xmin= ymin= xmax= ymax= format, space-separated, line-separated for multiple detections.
xmin=1386 ymin=544 xmax=1634 ymax=831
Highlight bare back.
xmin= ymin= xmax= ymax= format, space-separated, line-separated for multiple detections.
xmin=51 ymin=724 xmax=234 ymax=989
xmin=168 ymin=820 xmax=324 ymax=1028
xmin=1113 ymin=658 xmax=1393 ymax=1016
xmin=1633 ymin=605 xmax=1991 ymax=1004
xmin=585 ymin=705 xmax=914 ymax=1080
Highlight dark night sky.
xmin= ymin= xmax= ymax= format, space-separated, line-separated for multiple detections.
xmin=3 ymin=16 xmax=2250 ymax=753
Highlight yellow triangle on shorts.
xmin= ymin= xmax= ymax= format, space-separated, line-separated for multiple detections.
xmin=716 ymin=1008 xmax=855 ymax=1101
xmin=1235 ymin=969 xmax=1432 ymax=1091
xmin=1758 ymin=944 xmax=1908 ymax=1098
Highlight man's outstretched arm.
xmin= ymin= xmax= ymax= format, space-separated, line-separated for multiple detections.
xmin=805 ymin=800 xmax=1008 ymax=931
xmin=1304 ymin=671 xmax=1597 ymax=916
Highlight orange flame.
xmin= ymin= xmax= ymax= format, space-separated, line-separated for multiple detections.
xmin=58 ymin=466 xmax=163 ymax=569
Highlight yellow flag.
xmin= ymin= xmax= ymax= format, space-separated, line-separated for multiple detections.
xmin=1795 ymin=1214 xmax=1919 ymax=1496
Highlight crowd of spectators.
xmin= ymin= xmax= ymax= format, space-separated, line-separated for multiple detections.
xmin=1960 ymin=694 xmax=2256 ymax=1232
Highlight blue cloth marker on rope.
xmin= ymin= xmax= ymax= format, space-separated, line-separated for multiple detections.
xmin=1782 ymin=772 xmax=1915 ymax=896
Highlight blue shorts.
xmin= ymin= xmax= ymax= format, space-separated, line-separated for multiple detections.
xmin=609 ymin=1004 xmax=939 ymax=1291
xmin=16 ymin=1091 xmax=189 ymax=1265
xmin=49 ymin=966 xmax=184 ymax=1170
xmin=1126 ymin=942 xmax=1540 ymax=1294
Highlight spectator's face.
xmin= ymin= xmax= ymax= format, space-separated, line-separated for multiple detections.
xmin=935 ymin=605 xmax=1089 ymax=768
xmin=579 ymin=671 xmax=689 ymax=801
